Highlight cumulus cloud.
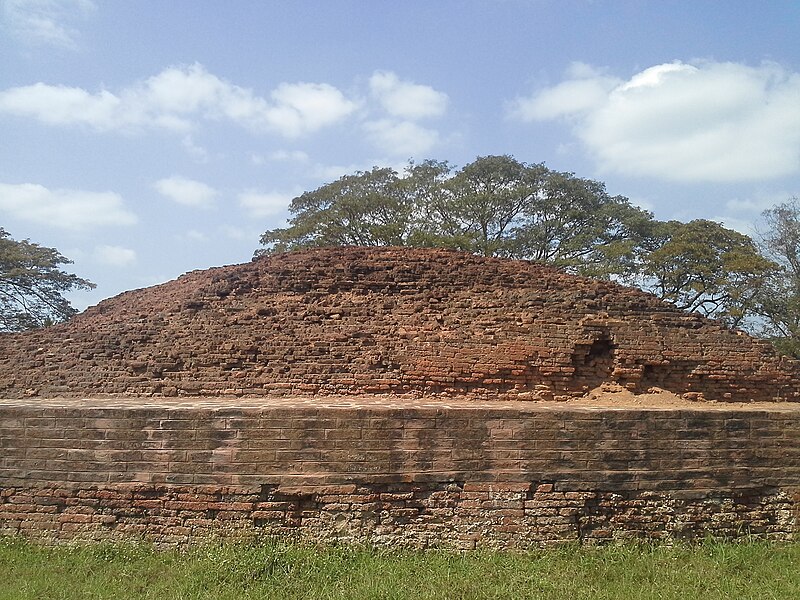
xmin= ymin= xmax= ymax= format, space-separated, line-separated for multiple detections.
xmin=2 ymin=0 xmax=96 ymax=49
xmin=511 ymin=62 xmax=620 ymax=121
xmin=266 ymin=82 xmax=356 ymax=137
xmin=0 ymin=82 xmax=121 ymax=129
xmin=0 ymin=63 xmax=357 ymax=137
xmin=363 ymin=71 xmax=449 ymax=157
xmin=93 ymin=244 xmax=136 ymax=266
xmin=0 ymin=182 xmax=137 ymax=229
xmin=238 ymin=190 xmax=293 ymax=218
xmin=369 ymin=71 xmax=448 ymax=119
xmin=364 ymin=119 xmax=440 ymax=156
xmin=153 ymin=176 xmax=218 ymax=209
xmin=511 ymin=60 xmax=800 ymax=182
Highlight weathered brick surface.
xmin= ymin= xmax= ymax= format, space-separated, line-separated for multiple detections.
xmin=1 ymin=398 xmax=799 ymax=547
xmin=0 ymin=247 xmax=798 ymax=402
xmin=2 ymin=247 xmax=800 ymax=546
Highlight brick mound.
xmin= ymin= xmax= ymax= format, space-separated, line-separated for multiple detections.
xmin=1 ymin=246 xmax=798 ymax=402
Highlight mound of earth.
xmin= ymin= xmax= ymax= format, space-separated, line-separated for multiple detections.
xmin=0 ymin=246 xmax=798 ymax=402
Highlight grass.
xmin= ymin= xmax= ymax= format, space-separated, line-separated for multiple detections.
xmin=1 ymin=536 xmax=799 ymax=599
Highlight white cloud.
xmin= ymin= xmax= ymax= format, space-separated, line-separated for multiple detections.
xmin=93 ymin=244 xmax=137 ymax=266
xmin=362 ymin=72 xmax=447 ymax=157
xmin=0 ymin=182 xmax=137 ymax=229
xmin=369 ymin=71 xmax=448 ymax=120
xmin=2 ymin=0 xmax=96 ymax=49
xmin=512 ymin=60 xmax=800 ymax=182
xmin=510 ymin=62 xmax=620 ymax=121
xmin=0 ymin=63 xmax=356 ymax=137
xmin=0 ymin=82 xmax=121 ymax=129
xmin=364 ymin=119 xmax=440 ymax=156
xmin=238 ymin=190 xmax=293 ymax=218
xmin=154 ymin=176 xmax=217 ymax=208
xmin=264 ymin=82 xmax=357 ymax=137
xmin=617 ymin=62 xmax=698 ymax=92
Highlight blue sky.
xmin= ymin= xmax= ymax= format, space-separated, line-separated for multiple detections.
xmin=1 ymin=0 xmax=799 ymax=310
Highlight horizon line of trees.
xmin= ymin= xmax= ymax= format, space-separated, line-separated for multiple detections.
xmin=257 ymin=155 xmax=800 ymax=357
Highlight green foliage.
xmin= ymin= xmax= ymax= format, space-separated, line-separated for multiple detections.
xmin=2 ymin=537 xmax=800 ymax=600
xmin=257 ymin=166 xmax=422 ymax=255
xmin=512 ymin=170 xmax=654 ymax=278
xmin=752 ymin=198 xmax=800 ymax=357
xmin=637 ymin=219 xmax=777 ymax=325
xmin=0 ymin=227 xmax=94 ymax=332
xmin=420 ymin=155 xmax=544 ymax=257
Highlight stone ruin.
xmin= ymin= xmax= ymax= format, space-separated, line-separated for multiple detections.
xmin=0 ymin=246 xmax=798 ymax=402
xmin=2 ymin=247 xmax=800 ymax=547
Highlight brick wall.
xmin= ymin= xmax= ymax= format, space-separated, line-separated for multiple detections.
xmin=2 ymin=398 xmax=798 ymax=547
xmin=1 ymin=247 xmax=799 ymax=403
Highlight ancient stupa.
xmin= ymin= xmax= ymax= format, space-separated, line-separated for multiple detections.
xmin=1 ymin=246 xmax=798 ymax=402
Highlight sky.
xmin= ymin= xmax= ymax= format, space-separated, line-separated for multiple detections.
xmin=1 ymin=0 xmax=799 ymax=311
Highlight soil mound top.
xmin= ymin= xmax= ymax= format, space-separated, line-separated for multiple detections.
xmin=1 ymin=246 xmax=798 ymax=402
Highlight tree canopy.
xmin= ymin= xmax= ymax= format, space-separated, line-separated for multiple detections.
xmin=635 ymin=219 xmax=776 ymax=326
xmin=0 ymin=228 xmax=94 ymax=332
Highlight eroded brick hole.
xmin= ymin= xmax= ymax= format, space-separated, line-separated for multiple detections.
xmin=572 ymin=335 xmax=615 ymax=391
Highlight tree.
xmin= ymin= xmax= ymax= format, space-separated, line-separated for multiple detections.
xmin=636 ymin=219 xmax=776 ymax=326
xmin=257 ymin=166 xmax=419 ymax=255
xmin=751 ymin=199 xmax=800 ymax=356
xmin=0 ymin=228 xmax=94 ymax=332
xmin=417 ymin=155 xmax=544 ymax=257
xmin=511 ymin=170 xmax=654 ymax=279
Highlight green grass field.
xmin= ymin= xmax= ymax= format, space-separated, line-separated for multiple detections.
xmin=1 ymin=536 xmax=798 ymax=599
